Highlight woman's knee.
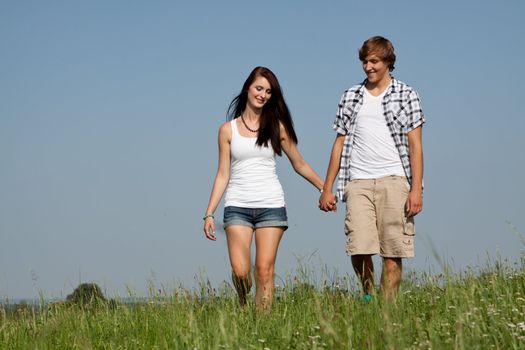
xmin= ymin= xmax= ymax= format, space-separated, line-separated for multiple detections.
xmin=255 ymin=262 xmax=274 ymax=282
xmin=231 ymin=266 xmax=250 ymax=280
xmin=229 ymin=256 xmax=251 ymax=278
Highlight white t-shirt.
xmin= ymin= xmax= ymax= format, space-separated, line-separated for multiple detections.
xmin=224 ymin=120 xmax=285 ymax=208
xmin=349 ymin=88 xmax=405 ymax=180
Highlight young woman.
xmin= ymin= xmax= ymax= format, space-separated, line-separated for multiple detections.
xmin=203 ymin=67 xmax=323 ymax=311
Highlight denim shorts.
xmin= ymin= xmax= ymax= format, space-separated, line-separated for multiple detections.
xmin=223 ymin=206 xmax=288 ymax=231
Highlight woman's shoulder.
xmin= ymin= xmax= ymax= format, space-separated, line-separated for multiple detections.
xmin=219 ymin=120 xmax=233 ymax=138
xmin=219 ymin=120 xmax=232 ymax=129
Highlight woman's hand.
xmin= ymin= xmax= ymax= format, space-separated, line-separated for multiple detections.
xmin=319 ymin=190 xmax=337 ymax=212
xmin=203 ymin=217 xmax=216 ymax=241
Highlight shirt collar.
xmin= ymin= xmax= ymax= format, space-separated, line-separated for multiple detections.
xmin=358 ymin=76 xmax=397 ymax=97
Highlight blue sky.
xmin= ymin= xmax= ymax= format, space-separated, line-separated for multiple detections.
xmin=1 ymin=0 xmax=524 ymax=300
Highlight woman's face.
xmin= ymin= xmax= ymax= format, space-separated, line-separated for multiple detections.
xmin=246 ymin=76 xmax=272 ymax=110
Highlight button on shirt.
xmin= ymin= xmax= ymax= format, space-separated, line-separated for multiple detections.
xmin=333 ymin=78 xmax=426 ymax=202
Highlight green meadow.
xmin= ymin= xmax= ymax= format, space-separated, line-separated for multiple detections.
xmin=1 ymin=255 xmax=524 ymax=349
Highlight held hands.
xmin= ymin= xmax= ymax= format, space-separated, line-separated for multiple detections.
xmin=203 ymin=216 xmax=216 ymax=241
xmin=319 ymin=191 xmax=338 ymax=212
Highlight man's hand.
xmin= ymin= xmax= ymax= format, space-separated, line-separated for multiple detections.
xmin=405 ymin=189 xmax=422 ymax=217
xmin=319 ymin=191 xmax=338 ymax=212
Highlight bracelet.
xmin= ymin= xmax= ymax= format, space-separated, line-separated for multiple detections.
xmin=319 ymin=188 xmax=324 ymax=193
xmin=203 ymin=214 xmax=214 ymax=220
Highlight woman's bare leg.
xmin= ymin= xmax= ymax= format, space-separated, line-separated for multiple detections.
xmin=225 ymin=225 xmax=254 ymax=307
xmin=254 ymin=227 xmax=285 ymax=311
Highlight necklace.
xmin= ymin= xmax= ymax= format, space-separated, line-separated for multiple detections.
xmin=240 ymin=113 xmax=259 ymax=133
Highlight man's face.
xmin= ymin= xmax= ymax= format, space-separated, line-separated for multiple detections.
xmin=362 ymin=53 xmax=390 ymax=85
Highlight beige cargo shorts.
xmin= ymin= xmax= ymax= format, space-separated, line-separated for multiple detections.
xmin=344 ymin=176 xmax=415 ymax=258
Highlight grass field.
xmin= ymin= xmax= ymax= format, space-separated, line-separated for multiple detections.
xmin=1 ymin=255 xmax=524 ymax=349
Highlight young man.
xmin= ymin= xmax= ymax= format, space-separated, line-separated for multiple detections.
xmin=319 ymin=36 xmax=426 ymax=300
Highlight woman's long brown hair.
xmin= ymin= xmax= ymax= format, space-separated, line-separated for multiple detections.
xmin=227 ymin=66 xmax=297 ymax=156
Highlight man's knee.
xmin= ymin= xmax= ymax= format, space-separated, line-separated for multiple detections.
xmin=351 ymin=255 xmax=374 ymax=268
xmin=382 ymin=258 xmax=402 ymax=282
xmin=383 ymin=257 xmax=402 ymax=270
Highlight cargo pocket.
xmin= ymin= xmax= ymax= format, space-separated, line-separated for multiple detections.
xmin=402 ymin=215 xmax=415 ymax=245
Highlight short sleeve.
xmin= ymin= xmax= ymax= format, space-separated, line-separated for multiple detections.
xmin=406 ymin=90 xmax=426 ymax=132
xmin=333 ymin=91 xmax=350 ymax=135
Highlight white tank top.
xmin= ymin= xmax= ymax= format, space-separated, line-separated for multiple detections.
xmin=224 ymin=120 xmax=285 ymax=208
xmin=349 ymin=88 xmax=405 ymax=179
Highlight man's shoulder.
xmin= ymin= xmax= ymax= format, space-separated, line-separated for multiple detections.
xmin=340 ymin=81 xmax=365 ymax=101
xmin=390 ymin=78 xmax=426 ymax=119
xmin=346 ymin=81 xmax=366 ymax=93
xmin=391 ymin=78 xmax=420 ymax=96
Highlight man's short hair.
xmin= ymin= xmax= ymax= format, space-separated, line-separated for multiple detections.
xmin=359 ymin=36 xmax=396 ymax=72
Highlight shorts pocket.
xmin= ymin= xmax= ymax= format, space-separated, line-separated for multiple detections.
xmin=402 ymin=215 xmax=415 ymax=246
xmin=403 ymin=215 xmax=415 ymax=236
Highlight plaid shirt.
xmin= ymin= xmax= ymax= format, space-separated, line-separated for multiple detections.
xmin=333 ymin=77 xmax=426 ymax=201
